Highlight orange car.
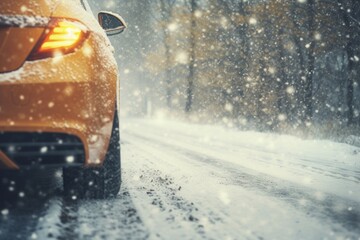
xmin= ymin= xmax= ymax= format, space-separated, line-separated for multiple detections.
xmin=0 ymin=0 xmax=126 ymax=198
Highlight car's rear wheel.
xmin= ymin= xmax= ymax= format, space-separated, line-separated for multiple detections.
xmin=62 ymin=110 xmax=121 ymax=199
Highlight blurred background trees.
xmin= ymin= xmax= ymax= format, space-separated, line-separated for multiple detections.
xmin=89 ymin=0 xmax=360 ymax=135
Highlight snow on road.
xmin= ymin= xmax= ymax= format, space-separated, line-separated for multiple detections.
xmin=0 ymin=178 xmax=148 ymax=240
xmin=1 ymin=117 xmax=359 ymax=240
xmin=121 ymin=117 xmax=360 ymax=240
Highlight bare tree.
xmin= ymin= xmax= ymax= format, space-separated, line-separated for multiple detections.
xmin=159 ymin=0 xmax=177 ymax=109
xmin=147 ymin=0 xmax=177 ymax=109
xmin=337 ymin=0 xmax=360 ymax=125
xmin=303 ymin=0 xmax=317 ymax=122
xmin=185 ymin=0 xmax=198 ymax=112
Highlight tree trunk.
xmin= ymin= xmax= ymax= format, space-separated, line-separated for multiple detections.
xmin=304 ymin=0 xmax=316 ymax=122
xmin=164 ymin=30 xmax=172 ymax=108
xmin=289 ymin=2 xmax=307 ymax=123
xmin=338 ymin=0 xmax=356 ymax=125
xmin=185 ymin=0 xmax=197 ymax=113
xmin=160 ymin=0 xmax=173 ymax=109
xmin=277 ymin=29 xmax=288 ymax=117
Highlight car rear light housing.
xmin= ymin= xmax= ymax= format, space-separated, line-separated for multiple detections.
xmin=28 ymin=18 xmax=89 ymax=60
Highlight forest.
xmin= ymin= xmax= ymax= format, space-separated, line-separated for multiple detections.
xmin=102 ymin=0 xmax=360 ymax=137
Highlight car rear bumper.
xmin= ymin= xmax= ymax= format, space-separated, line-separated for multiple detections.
xmin=0 ymin=132 xmax=85 ymax=169
xmin=0 ymin=36 xmax=118 ymax=169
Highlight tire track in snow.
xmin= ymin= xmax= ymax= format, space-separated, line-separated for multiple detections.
xmin=0 ymin=169 xmax=149 ymax=240
xmin=34 ymin=184 xmax=149 ymax=240
xmin=129 ymin=168 xmax=213 ymax=239
xmin=123 ymin=141 xmax=264 ymax=240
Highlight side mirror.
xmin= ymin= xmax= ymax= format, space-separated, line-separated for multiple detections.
xmin=98 ymin=11 xmax=127 ymax=36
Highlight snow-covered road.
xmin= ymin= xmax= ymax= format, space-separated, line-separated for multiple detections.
xmin=121 ymin=118 xmax=360 ymax=240
xmin=1 ymin=117 xmax=359 ymax=240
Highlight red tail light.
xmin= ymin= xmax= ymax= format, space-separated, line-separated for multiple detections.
xmin=28 ymin=18 xmax=89 ymax=60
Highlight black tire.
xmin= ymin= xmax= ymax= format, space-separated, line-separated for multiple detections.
xmin=63 ymin=110 xmax=121 ymax=199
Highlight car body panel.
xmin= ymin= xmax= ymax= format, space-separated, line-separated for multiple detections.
xmin=0 ymin=0 xmax=57 ymax=16
xmin=0 ymin=28 xmax=45 ymax=73
xmin=0 ymin=0 xmax=119 ymax=169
